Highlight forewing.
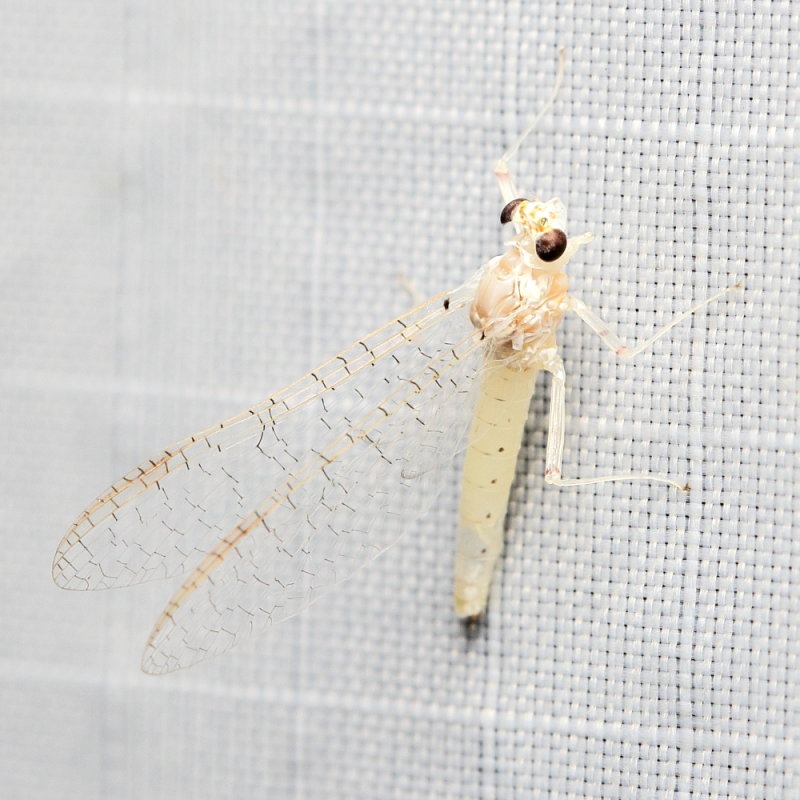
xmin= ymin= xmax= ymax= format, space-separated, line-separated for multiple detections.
xmin=141 ymin=303 xmax=485 ymax=673
xmin=53 ymin=277 xmax=481 ymax=594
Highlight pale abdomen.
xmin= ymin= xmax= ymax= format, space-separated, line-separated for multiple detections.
xmin=455 ymin=363 xmax=539 ymax=618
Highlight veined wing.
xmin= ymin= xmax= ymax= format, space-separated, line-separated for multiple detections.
xmin=53 ymin=276 xmax=482 ymax=593
xmin=140 ymin=295 xmax=486 ymax=673
xmin=53 ymin=272 xmax=490 ymax=672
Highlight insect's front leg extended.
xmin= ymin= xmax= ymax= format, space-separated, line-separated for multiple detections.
xmin=566 ymin=282 xmax=743 ymax=360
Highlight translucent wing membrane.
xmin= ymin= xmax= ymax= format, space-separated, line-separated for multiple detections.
xmin=53 ymin=274 xmax=486 ymax=673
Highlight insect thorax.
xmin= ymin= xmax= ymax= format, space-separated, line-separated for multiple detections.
xmin=470 ymin=244 xmax=569 ymax=369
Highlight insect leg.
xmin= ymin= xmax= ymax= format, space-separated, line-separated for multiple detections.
xmin=543 ymin=362 xmax=689 ymax=492
xmin=567 ymin=282 xmax=743 ymax=360
xmin=494 ymin=47 xmax=566 ymax=205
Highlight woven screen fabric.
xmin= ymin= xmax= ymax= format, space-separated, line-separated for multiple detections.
xmin=1 ymin=1 xmax=796 ymax=798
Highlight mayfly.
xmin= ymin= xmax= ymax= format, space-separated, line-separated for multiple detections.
xmin=53 ymin=52 xmax=740 ymax=674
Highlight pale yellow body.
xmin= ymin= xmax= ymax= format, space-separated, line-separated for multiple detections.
xmin=454 ymin=364 xmax=539 ymax=617
xmin=454 ymin=225 xmax=580 ymax=619
xmin=452 ymin=213 xmax=738 ymax=619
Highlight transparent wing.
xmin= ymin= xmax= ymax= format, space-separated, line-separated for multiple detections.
xmin=141 ymin=301 xmax=486 ymax=673
xmin=53 ymin=278 xmax=482 ymax=592
xmin=53 ymin=273 xmax=489 ymax=672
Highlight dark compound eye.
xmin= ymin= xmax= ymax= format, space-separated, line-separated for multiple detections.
xmin=535 ymin=229 xmax=567 ymax=262
xmin=500 ymin=197 xmax=527 ymax=224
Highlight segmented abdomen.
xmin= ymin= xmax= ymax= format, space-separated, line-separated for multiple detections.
xmin=454 ymin=363 xmax=539 ymax=618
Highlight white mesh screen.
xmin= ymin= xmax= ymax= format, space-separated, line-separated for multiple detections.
xmin=1 ymin=1 xmax=796 ymax=797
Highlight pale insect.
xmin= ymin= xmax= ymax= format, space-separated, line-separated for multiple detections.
xmin=53 ymin=52 xmax=740 ymax=674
